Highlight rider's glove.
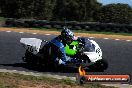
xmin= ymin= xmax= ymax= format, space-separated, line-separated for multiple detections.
xmin=58 ymin=59 xmax=66 ymax=65
xmin=66 ymin=56 xmax=75 ymax=63
xmin=66 ymin=56 xmax=71 ymax=61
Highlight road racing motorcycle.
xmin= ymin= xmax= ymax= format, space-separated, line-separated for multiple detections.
xmin=20 ymin=37 xmax=108 ymax=72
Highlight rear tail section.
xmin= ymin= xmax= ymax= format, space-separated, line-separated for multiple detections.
xmin=20 ymin=38 xmax=42 ymax=54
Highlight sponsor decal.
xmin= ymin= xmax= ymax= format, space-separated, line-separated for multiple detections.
xmin=76 ymin=66 xmax=130 ymax=84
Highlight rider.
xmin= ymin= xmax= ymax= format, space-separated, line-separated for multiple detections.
xmin=41 ymin=27 xmax=74 ymax=66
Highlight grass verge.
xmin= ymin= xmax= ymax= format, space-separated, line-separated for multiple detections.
xmin=0 ymin=17 xmax=6 ymax=21
xmin=0 ymin=72 xmax=117 ymax=88
xmin=0 ymin=27 xmax=132 ymax=40
xmin=3 ymin=27 xmax=132 ymax=36
xmin=30 ymin=27 xmax=132 ymax=36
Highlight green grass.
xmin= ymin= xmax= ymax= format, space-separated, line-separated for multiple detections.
xmin=0 ymin=16 xmax=131 ymax=36
xmin=0 ymin=72 xmax=117 ymax=88
xmin=0 ymin=17 xmax=6 ymax=21
xmin=28 ymin=27 xmax=132 ymax=36
xmin=83 ymin=31 xmax=132 ymax=36
xmin=2 ymin=22 xmax=132 ymax=36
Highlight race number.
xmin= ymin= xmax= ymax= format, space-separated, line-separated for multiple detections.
xmin=27 ymin=45 xmax=34 ymax=52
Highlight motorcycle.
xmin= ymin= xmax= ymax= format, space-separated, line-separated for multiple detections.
xmin=20 ymin=37 xmax=108 ymax=72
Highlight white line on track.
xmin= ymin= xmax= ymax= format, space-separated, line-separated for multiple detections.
xmin=126 ymin=40 xmax=131 ymax=42
xmin=32 ymin=33 xmax=37 ymax=35
xmin=115 ymin=39 xmax=120 ymax=41
xmin=104 ymin=38 xmax=109 ymax=39
xmin=76 ymin=36 xmax=81 ymax=37
xmin=89 ymin=37 xmax=95 ymax=38
xmin=6 ymin=31 xmax=11 ymax=32
xmin=4 ymin=31 xmax=132 ymax=42
xmin=19 ymin=32 xmax=24 ymax=34
xmin=45 ymin=34 xmax=51 ymax=35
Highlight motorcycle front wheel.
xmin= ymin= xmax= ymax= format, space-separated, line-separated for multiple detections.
xmin=95 ymin=59 xmax=108 ymax=71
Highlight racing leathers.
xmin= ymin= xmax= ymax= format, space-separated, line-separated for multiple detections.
xmin=43 ymin=35 xmax=73 ymax=65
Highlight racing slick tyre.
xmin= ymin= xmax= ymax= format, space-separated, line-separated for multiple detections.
xmin=23 ymin=50 xmax=39 ymax=66
xmin=95 ymin=59 xmax=108 ymax=71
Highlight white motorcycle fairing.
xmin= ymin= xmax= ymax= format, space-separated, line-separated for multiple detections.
xmin=20 ymin=38 xmax=42 ymax=54
xmin=20 ymin=37 xmax=108 ymax=71
xmin=83 ymin=39 xmax=102 ymax=62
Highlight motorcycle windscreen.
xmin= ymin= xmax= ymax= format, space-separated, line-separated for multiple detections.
xmin=83 ymin=40 xmax=95 ymax=52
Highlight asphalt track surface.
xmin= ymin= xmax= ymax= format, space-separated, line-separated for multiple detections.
xmin=0 ymin=31 xmax=132 ymax=84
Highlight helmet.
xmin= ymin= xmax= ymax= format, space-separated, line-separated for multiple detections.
xmin=61 ymin=28 xmax=74 ymax=42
